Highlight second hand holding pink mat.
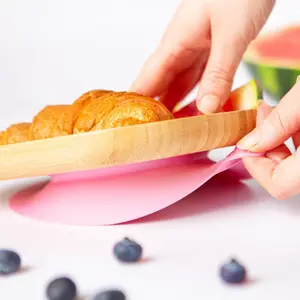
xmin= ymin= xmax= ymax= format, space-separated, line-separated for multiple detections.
xmin=10 ymin=147 xmax=261 ymax=225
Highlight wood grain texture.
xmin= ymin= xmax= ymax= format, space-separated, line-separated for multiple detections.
xmin=0 ymin=109 xmax=256 ymax=180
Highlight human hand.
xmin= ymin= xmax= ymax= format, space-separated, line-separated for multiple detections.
xmin=130 ymin=0 xmax=275 ymax=114
xmin=237 ymin=79 xmax=300 ymax=200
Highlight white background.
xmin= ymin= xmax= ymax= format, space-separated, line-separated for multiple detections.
xmin=0 ymin=0 xmax=300 ymax=299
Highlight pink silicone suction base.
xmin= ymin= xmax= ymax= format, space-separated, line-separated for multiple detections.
xmin=9 ymin=148 xmax=261 ymax=226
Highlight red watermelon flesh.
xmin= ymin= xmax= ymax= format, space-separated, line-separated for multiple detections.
xmin=247 ymin=25 xmax=300 ymax=63
xmin=173 ymin=101 xmax=202 ymax=118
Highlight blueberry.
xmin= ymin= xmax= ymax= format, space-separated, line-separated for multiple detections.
xmin=113 ymin=237 xmax=143 ymax=263
xmin=0 ymin=249 xmax=21 ymax=275
xmin=93 ymin=289 xmax=126 ymax=300
xmin=220 ymin=258 xmax=247 ymax=284
xmin=46 ymin=277 xmax=77 ymax=300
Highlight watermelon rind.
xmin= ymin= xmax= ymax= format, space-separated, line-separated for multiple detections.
xmin=243 ymin=25 xmax=300 ymax=101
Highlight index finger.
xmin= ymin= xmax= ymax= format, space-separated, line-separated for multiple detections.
xmin=243 ymin=147 xmax=300 ymax=200
xmin=237 ymin=77 xmax=300 ymax=152
xmin=130 ymin=0 xmax=210 ymax=97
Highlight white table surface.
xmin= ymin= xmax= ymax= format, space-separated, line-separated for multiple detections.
xmin=1 ymin=0 xmax=300 ymax=299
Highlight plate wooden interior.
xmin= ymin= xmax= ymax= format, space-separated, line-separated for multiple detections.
xmin=0 ymin=109 xmax=256 ymax=180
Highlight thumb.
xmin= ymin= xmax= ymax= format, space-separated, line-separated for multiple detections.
xmin=196 ymin=33 xmax=248 ymax=114
xmin=237 ymin=77 xmax=300 ymax=152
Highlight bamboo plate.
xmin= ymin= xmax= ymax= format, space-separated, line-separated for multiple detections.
xmin=6 ymin=109 xmax=259 ymax=225
xmin=0 ymin=109 xmax=256 ymax=180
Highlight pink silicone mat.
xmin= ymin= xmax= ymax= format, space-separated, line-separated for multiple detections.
xmin=9 ymin=147 xmax=261 ymax=225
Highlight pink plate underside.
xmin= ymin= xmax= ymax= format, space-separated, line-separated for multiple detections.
xmin=9 ymin=147 xmax=261 ymax=226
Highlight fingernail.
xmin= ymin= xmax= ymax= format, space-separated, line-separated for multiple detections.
xmin=197 ymin=95 xmax=220 ymax=114
xmin=237 ymin=129 xmax=260 ymax=150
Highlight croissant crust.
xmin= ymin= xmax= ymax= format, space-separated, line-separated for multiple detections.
xmin=0 ymin=90 xmax=174 ymax=145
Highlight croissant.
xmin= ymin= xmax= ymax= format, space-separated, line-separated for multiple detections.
xmin=0 ymin=123 xmax=31 ymax=145
xmin=0 ymin=90 xmax=174 ymax=145
xmin=73 ymin=91 xmax=174 ymax=133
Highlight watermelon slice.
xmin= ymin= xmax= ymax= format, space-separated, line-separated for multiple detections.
xmin=173 ymin=79 xmax=261 ymax=118
xmin=243 ymin=25 xmax=300 ymax=101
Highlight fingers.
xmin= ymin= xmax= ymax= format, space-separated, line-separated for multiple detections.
xmin=256 ymin=100 xmax=272 ymax=125
xmin=264 ymin=150 xmax=300 ymax=200
xmin=130 ymin=0 xmax=210 ymax=98
xmin=195 ymin=0 xmax=268 ymax=115
xmin=243 ymin=145 xmax=297 ymax=200
xmin=265 ymin=144 xmax=291 ymax=164
xmin=242 ymin=103 xmax=297 ymax=200
xmin=256 ymin=102 xmax=292 ymax=166
xmin=237 ymin=77 xmax=300 ymax=152
xmin=196 ymin=29 xmax=250 ymax=114
xmin=159 ymin=50 xmax=209 ymax=111
xmin=292 ymin=130 xmax=300 ymax=151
